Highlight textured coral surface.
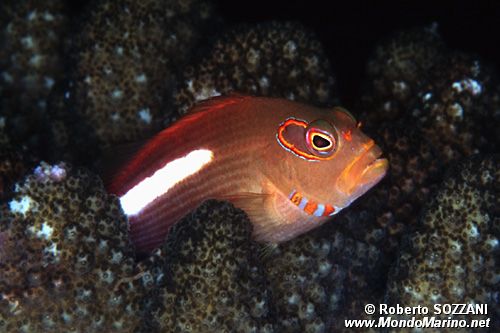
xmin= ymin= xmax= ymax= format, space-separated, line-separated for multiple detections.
xmin=0 ymin=163 xmax=147 ymax=332
xmin=0 ymin=1 xmax=499 ymax=332
xmin=385 ymin=155 xmax=499 ymax=332
xmin=333 ymin=26 xmax=500 ymax=263
xmin=139 ymin=200 xmax=275 ymax=333
xmin=69 ymin=0 xmax=214 ymax=146
xmin=173 ymin=21 xmax=337 ymax=116
xmin=263 ymin=229 xmax=384 ymax=333
xmin=0 ymin=0 xmax=68 ymax=158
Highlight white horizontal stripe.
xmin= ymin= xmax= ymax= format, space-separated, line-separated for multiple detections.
xmin=120 ymin=149 xmax=213 ymax=216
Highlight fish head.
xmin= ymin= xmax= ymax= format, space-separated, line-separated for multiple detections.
xmin=272 ymin=106 xmax=389 ymax=214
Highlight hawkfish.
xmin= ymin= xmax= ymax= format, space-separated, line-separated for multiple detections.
xmin=108 ymin=96 xmax=389 ymax=253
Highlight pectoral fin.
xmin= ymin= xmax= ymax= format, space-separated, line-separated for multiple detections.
xmin=217 ymin=191 xmax=273 ymax=217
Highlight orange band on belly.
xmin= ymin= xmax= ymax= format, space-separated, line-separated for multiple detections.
xmin=288 ymin=189 xmax=337 ymax=217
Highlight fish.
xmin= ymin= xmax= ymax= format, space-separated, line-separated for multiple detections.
xmin=108 ymin=95 xmax=389 ymax=253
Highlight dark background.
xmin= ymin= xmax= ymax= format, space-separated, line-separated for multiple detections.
xmin=216 ymin=0 xmax=500 ymax=105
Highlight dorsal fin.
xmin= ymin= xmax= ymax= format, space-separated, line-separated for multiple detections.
xmin=186 ymin=94 xmax=249 ymax=115
xmin=107 ymin=94 xmax=250 ymax=194
xmin=139 ymin=94 xmax=249 ymax=165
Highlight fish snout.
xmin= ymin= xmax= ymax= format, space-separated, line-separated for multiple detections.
xmin=335 ymin=141 xmax=389 ymax=200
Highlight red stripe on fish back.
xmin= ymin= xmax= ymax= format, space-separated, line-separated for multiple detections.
xmin=108 ymin=95 xmax=249 ymax=196
xmin=129 ymin=154 xmax=254 ymax=252
xmin=107 ymin=96 xmax=263 ymax=253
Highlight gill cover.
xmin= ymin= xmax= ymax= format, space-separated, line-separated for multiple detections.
xmin=276 ymin=118 xmax=338 ymax=161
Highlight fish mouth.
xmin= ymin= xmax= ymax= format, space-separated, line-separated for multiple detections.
xmin=336 ymin=140 xmax=389 ymax=199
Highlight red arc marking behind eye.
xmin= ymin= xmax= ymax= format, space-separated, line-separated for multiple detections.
xmin=277 ymin=118 xmax=335 ymax=161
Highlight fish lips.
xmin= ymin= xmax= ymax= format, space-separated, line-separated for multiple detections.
xmin=336 ymin=143 xmax=389 ymax=201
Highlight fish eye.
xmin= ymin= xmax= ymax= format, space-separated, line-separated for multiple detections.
xmin=312 ymin=133 xmax=332 ymax=150
xmin=305 ymin=120 xmax=337 ymax=157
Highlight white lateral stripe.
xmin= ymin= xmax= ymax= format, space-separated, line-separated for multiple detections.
xmin=120 ymin=149 xmax=214 ymax=216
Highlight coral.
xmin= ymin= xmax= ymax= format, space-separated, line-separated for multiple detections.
xmin=362 ymin=24 xmax=446 ymax=121
xmin=362 ymin=25 xmax=499 ymax=160
xmin=173 ymin=21 xmax=337 ymax=116
xmin=0 ymin=149 xmax=32 ymax=202
xmin=407 ymin=53 xmax=499 ymax=162
xmin=334 ymin=26 xmax=500 ymax=260
xmin=138 ymin=201 xmax=384 ymax=333
xmin=0 ymin=0 xmax=68 ymax=157
xmin=260 ymin=226 xmax=384 ymax=333
xmin=385 ymin=155 xmax=500 ymax=332
xmin=69 ymin=0 xmax=215 ymax=146
xmin=0 ymin=162 xmax=149 ymax=333
xmin=139 ymin=200 xmax=275 ymax=333
xmin=0 ymin=2 xmax=499 ymax=331
xmin=334 ymin=124 xmax=444 ymax=259
xmin=264 ymin=234 xmax=337 ymax=333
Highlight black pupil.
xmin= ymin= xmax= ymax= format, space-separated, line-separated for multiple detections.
xmin=313 ymin=135 xmax=331 ymax=148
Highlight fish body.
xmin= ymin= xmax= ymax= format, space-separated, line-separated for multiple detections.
xmin=109 ymin=96 xmax=388 ymax=253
